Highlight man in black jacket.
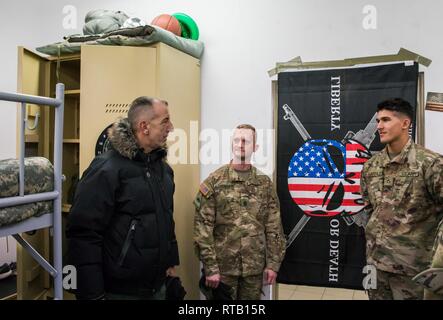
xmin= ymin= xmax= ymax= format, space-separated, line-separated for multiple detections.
xmin=66 ymin=96 xmax=179 ymax=300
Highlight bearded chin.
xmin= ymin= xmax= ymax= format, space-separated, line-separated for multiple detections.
xmin=232 ymin=154 xmax=247 ymax=164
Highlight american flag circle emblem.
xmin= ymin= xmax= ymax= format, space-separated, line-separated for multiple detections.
xmin=287 ymin=139 xmax=369 ymax=217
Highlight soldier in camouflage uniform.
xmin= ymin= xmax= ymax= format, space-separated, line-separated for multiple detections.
xmin=193 ymin=124 xmax=286 ymax=300
xmin=360 ymin=98 xmax=443 ymax=300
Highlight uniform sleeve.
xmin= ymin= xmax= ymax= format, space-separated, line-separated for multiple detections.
xmin=264 ymin=179 xmax=286 ymax=272
xmin=425 ymin=156 xmax=443 ymax=206
xmin=353 ymin=165 xmax=373 ymax=228
xmin=193 ymin=180 xmax=220 ymax=276
xmin=360 ymin=164 xmax=370 ymax=206
xmin=424 ymin=222 xmax=443 ymax=299
xmin=431 ymin=222 xmax=443 ymax=268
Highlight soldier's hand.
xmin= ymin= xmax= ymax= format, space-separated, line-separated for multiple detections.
xmin=206 ymin=273 xmax=221 ymax=288
xmin=264 ymin=268 xmax=277 ymax=285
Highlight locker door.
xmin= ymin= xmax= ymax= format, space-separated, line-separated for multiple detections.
xmin=156 ymin=43 xmax=201 ymax=299
xmin=79 ymin=45 xmax=157 ymax=174
xmin=16 ymin=47 xmax=51 ymax=300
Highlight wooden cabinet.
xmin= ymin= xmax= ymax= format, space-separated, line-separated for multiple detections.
xmin=14 ymin=43 xmax=201 ymax=299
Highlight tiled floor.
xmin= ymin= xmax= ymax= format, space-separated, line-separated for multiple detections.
xmin=277 ymin=284 xmax=369 ymax=300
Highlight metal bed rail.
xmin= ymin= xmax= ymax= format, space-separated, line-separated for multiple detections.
xmin=0 ymin=83 xmax=64 ymax=300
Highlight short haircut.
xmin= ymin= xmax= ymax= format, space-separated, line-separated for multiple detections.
xmin=235 ymin=124 xmax=256 ymax=144
xmin=377 ymin=98 xmax=414 ymax=121
xmin=127 ymin=96 xmax=155 ymax=130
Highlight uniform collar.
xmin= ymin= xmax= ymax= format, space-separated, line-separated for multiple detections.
xmin=227 ymin=163 xmax=258 ymax=184
xmin=380 ymin=138 xmax=414 ymax=167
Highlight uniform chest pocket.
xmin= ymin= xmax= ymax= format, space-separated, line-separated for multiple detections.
xmin=393 ymin=172 xmax=418 ymax=202
xmin=215 ymin=186 xmax=238 ymax=220
xmin=246 ymin=185 xmax=266 ymax=220
xmin=366 ymin=172 xmax=383 ymax=206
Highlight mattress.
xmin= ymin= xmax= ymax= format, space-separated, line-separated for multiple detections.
xmin=0 ymin=157 xmax=54 ymax=227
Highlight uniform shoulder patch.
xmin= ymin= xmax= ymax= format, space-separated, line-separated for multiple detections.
xmin=199 ymin=182 xmax=212 ymax=198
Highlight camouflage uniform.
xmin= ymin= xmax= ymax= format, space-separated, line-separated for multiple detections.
xmin=361 ymin=139 xmax=443 ymax=300
xmin=193 ymin=164 xmax=286 ymax=300
xmin=0 ymin=157 xmax=54 ymax=226
xmin=424 ymin=221 xmax=443 ymax=300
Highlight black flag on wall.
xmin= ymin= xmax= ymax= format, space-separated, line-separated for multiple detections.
xmin=276 ymin=62 xmax=418 ymax=289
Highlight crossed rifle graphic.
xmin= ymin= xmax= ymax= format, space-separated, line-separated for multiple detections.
xmin=282 ymin=104 xmax=377 ymax=248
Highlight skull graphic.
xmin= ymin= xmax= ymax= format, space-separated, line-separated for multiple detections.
xmin=287 ymin=139 xmax=370 ymax=217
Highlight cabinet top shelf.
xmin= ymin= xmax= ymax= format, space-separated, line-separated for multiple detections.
xmin=51 ymin=89 xmax=80 ymax=97
xmin=65 ymin=89 xmax=80 ymax=95
xmin=63 ymin=139 xmax=80 ymax=143
xmin=25 ymin=134 xmax=39 ymax=143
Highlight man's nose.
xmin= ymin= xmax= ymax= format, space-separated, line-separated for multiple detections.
xmin=168 ymin=121 xmax=174 ymax=132
xmin=377 ymin=122 xmax=383 ymax=131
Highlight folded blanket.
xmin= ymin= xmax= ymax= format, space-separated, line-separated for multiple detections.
xmin=36 ymin=25 xmax=204 ymax=59
xmin=83 ymin=9 xmax=129 ymax=35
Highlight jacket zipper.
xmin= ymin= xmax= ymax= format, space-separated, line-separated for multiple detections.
xmin=117 ymin=219 xmax=138 ymax=266
xmin=143 ymin=160 xmax=170 ymax=271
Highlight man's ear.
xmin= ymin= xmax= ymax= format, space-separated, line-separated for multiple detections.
xmin=402 ymin=117 xmax=412 ymax=130
xmin=140 ymin=121 xmax=150 ymax=135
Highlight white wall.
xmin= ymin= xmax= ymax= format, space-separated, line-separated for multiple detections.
xmin=0 ymin=0 xmax=443 ymax=168
xmin=1 ymin=0 xmax=443 ymax=261
xmin=1 ymin=0 xmax=443 ymax=169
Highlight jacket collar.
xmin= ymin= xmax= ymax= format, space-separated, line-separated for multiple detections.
xmin=108 ymin=117 xmax=167 ymax=161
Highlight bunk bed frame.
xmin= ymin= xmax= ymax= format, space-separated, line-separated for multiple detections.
xmin=0 ymin=83 xmax=64 ymax=300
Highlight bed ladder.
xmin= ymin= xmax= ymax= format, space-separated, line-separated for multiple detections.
xmin=0 ymin=83 xmax=65 ymax=300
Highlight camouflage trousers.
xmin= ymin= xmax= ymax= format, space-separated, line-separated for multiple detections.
xmin=368 ymin=269 xmax=423 ymax=300
xmin=221 ymin=274 xmax=263 ymax=300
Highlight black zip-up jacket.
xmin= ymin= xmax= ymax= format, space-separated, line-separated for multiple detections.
xmin=66 ymin=118 xmax=179 ymax=300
